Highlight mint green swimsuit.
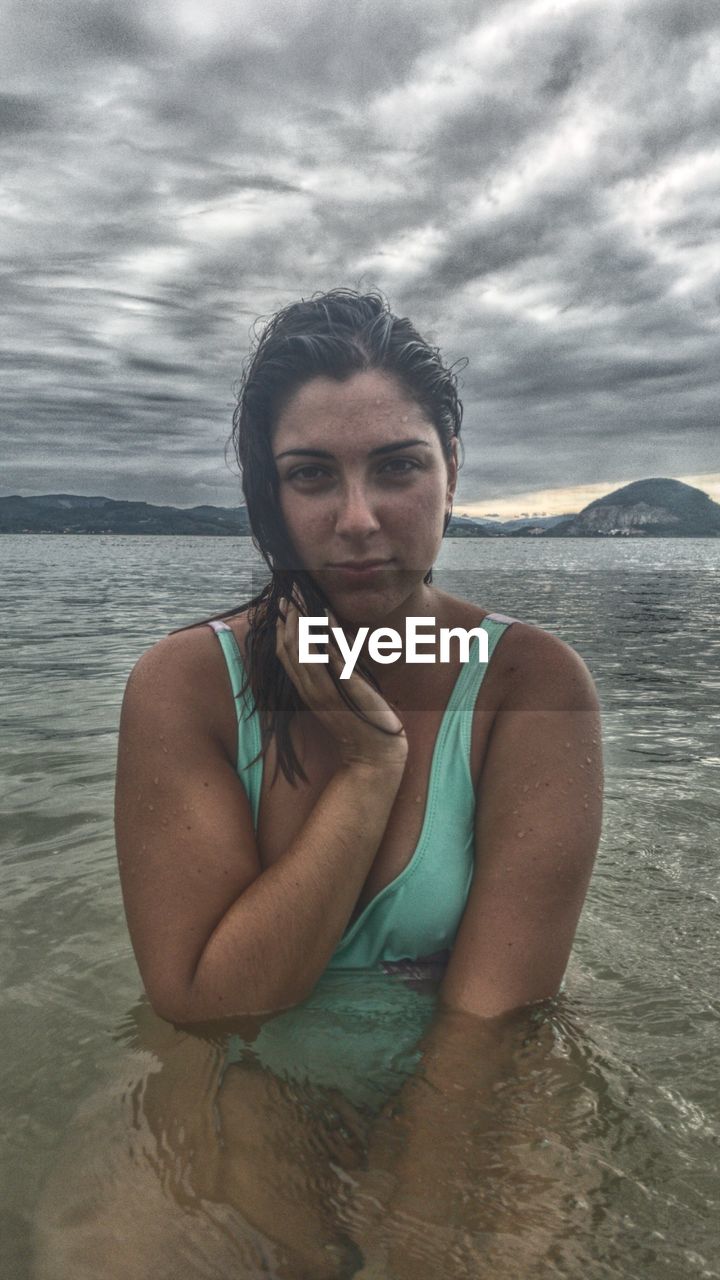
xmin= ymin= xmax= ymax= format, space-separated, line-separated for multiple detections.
xmin=208 ymin=612 xmax=517 ymax=1110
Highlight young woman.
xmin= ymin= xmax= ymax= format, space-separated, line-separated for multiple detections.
xmin=31 ymin=289 xmax=604 ymax=1280
xmin=114 ymin=287 xmax=603 ymax=1029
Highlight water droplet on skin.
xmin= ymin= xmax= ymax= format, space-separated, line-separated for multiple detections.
xmin=148 ymin=804 xmax=155 ymax=811
xmin=564 ymin=742 xmax=571 ymax=748
xmin=516 ymin=830 xmax=526 ymax=838
xmin=153 ymin=777 xmax=159 ymax=784
xmin=402 ymin=415 xmax=408 ymax=423
xmin=415 ymin=795 xmax=421 ymax=803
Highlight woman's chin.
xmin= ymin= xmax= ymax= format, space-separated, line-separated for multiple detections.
xmin=303 ymin=563 xmax=432 ymax=627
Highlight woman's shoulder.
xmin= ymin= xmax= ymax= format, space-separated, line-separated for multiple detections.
xmin=162 ymin=608 xmax=253 ymax=662
xmin=133 ymin=608 xmax=250 ymax=668
xmin=491 ymin=615 xmax=599 ymax=712
xmin=125 ymin=609 xmax=253 ymax=759
xmin=435 ymin=591 xmax=595 ymax=705
xmin=432 ymin=592 xmax=528 ymax=669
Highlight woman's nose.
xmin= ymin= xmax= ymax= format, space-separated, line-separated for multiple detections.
xmin=334 ymin=483 xmax=381 ymax=537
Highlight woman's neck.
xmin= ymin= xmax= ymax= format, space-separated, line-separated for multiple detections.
xmin=338 ymin=584 xmax=451 ymax=684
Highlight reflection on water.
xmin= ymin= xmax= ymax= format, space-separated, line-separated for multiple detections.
xmin=30 ymin=989 xmax=720 ymax=1280
xmin=0 ymin=536 xmax=719 ymax=1278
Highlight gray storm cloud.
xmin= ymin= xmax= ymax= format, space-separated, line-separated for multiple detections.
xmin=1 ymin=0 xmax=718 ymax=507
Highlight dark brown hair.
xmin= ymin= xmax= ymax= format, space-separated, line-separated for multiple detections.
xmin=171 ymin=287 xmax=465 ymax=785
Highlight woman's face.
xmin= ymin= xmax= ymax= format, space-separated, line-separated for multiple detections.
xmin=272 ymin=369 xmax=457 ymax=625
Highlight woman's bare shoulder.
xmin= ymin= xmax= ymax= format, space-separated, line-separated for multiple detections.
xmin=125 ymin=609 xmax=252 ymax=759
xmin=495 ymin=619 xmax=599 ymax=711
xmin=131 ymin=612 xmax=242 ymax=670
xmin=435 ymin=591 xmax=595 ymax=703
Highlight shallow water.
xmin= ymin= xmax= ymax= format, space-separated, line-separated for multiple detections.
xmin=0 ymin=535 xmax=718 ymax=1278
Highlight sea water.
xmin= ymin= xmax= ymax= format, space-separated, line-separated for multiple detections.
xmin=0 ymin=535 xmax=718 ymax=1278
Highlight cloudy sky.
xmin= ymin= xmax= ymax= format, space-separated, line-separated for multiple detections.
xmin=2 ymin=0 xmax=719 ymax=518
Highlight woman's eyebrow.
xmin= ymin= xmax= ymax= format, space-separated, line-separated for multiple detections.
xmin=274 ymin=438 xmax=432 ymax=461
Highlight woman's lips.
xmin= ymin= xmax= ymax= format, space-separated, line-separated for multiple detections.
xmin=327 ymin=559 xmax=393 ymax=583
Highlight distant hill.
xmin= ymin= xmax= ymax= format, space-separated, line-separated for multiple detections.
xmin=446 ymin=515 xmax=490 ymax=537
xmin=476 ymin=514 xmax=571 ymax=535
xmin=542 ymin=478 xmax=720 ymax=537
xmin=2 ymin=481 xmax=717 ymax=536
xmin=0 ymin=494 xmax=250 ymax=535
xmin=0 ymin=494 xmax=496 ymax=537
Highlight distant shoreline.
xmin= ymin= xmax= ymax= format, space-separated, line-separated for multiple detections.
xmin=2 ymin=478 xmax=719 ymax=536
xmin=3 ymin=530 xmax=718 ymax=539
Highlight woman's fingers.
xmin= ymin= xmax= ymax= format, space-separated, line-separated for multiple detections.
xmin=275 ymin=599 xmax=405 ymax=747
xmin=276 ymin=601 xmax=328 ymax=705
xmin=282 ymin=603 xmax=366 ymax=692
xmin=277 ymin=604 xmax=354 ymax=708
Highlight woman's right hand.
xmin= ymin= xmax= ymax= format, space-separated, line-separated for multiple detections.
xmin=275 ymin=598 xmax=408 ymax=770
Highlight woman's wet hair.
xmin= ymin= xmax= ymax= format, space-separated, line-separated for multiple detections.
xmin=171 ymin=287 xmax=466 ymax=785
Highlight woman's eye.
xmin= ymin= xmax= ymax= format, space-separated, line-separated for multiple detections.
xmin=288 ymin=466 xmax=326 ymax=482
xmin=286 ymin=460 xmax=419 ymax=483
xmin=380 ymin=459 xmax=419 ymax=475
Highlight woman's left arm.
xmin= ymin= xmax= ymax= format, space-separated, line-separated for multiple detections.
xmin=350 ymin=629 xmax=604 ymax=1277
xmin=442 ymin=623 xmax=603 ymax=1018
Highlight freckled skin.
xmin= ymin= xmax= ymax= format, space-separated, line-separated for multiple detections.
xmin=272 ymin=369 xmax=457 ymax=633
xmin=103 ymin=351 xmax=604 ymax=1279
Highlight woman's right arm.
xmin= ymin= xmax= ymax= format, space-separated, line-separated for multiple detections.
xmin=114 ymin=631 xmax=406 ymax=1024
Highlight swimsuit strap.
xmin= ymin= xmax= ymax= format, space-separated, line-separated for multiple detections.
xmin=205 ymin=620 xmax=262 ymax=823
